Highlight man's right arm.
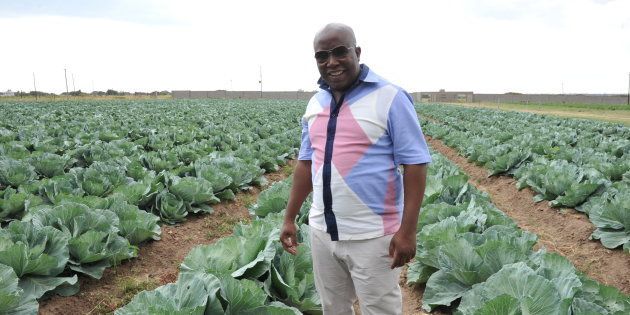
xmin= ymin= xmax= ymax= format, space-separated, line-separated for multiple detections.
xmin=280 ymin=159 xmax=312 ymax=255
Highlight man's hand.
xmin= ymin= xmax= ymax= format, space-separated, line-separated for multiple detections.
xmin=280 ymin=221 xmax=299 ymax=255
xmin=388 ymin=230 xmax=417 ymax=269
xmin=388 ymin=163 xmax=426 ymax=269
xmin=280 ymin=160 xmax=312 ymax=256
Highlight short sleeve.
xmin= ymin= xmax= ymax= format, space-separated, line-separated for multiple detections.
xmin=387 ymin=90 xmax=432 ymax=165
xmin=297 ymin=117 xmax=313 ymax=160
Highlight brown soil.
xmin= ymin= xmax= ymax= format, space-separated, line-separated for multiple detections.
xmin=427 ymin=137 xmax=630 ymax=294
xmin=400 ymin=269 xmax=447 ymax=315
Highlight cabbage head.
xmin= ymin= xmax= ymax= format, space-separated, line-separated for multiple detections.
xmin=110 ymin=180 xmax=154 ymax=206
xmin=0 ymin=188 xmax=34 ymax=221
xmin=154 ymin=189 xmax=187 ymax=224
xmin=250 ymin=179 xmax=291 ymax=218
xmin=0 ymin=158 xmax=37 ymax=188
xmin=107 ymin=198 xmax=161 ymax=245
xmin=455 ymin=262 xmax=565 ymax=315
xmin=27 ymin=202 xmax=137 ymax=279
xmin=168 ymin=176 xmax=219 ymax=209
xmin=38 ymin=174 xmax=84 ymax=205
xmin=194 ymin=161 xmax=233 ymax=193
xmin=29 ymin=152 xmax=72 ymax=178
xmin=180 ymin=228 xmax=279 ymax=280
xmin=0 ymin=263 xmax=39 ymax=315
xmin=0 ymin=221 xmax=69 ymax=277
xmin=73 ymin=162 xmax=127 ymax=197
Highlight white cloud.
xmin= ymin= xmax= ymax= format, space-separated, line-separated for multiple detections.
xmin=0 ymin=0 xmax=628 ymax=94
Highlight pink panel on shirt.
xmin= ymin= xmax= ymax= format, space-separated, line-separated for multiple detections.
xmin=308 ymin=110 xmax=329 ymax=174
xmin=382 ymin=167 xmax=400 ymax=234
xmin=332 ymin=104 xmax=372 ymax=178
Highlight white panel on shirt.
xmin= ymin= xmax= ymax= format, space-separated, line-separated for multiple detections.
xmin=304 ymin=95 xmax=328 ymax=128
xmin=309 ymin=164 xmax=385 ymax=240
xmin=347 ymin=85 xmax=399 ymax=144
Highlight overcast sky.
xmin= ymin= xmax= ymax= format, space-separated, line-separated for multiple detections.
xmin=1 ymin=0 xmax=629 ymax=94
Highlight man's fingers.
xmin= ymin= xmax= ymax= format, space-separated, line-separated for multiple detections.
xmin=390 ymin=251 xmax=413 ymax=269
xmin=390 ymin=250 xmax=403 ymax=269
xmin=280 ymin=235 xmax=298 ymax=255
xmin=281 ymin=236 xmax=292 ymax=246
xmin=391 ymin=253 xmax=402 ymax=269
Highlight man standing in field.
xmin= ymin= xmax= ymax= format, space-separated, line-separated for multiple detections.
xmin=280 ymin=23 xmax=431 ymax=315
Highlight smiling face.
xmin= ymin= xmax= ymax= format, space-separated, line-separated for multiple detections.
xmin=313 ymin=24 xmax=362 ymax=96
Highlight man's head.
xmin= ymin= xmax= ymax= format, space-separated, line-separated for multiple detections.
xmin=313 ymin=23 xmax=362 ymax=94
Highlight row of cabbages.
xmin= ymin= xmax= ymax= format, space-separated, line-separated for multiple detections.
xmin=419 ymin=104 xmax=630 ymax=252
xmin=0 ymin=100 xmax=304 ymax=314
xmin=116 ymin=177 xmax=319 ymax=314
xmin=0 ymin=130 xmax=300 ymax=223
xmin=410 ymin=152 xmax=629 ymax=314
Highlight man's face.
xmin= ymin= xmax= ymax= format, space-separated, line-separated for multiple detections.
xmin=314 ymin=30 xmax=361 ymax=94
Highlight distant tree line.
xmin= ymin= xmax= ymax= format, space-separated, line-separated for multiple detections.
xmin=15 ymin=91 xmax=57 ymax=97
xmin=12 ymin=90 xmax=171 ymax=97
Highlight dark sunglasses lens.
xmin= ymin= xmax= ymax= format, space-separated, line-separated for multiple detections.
xmin=331 ymin=46 xmax=350 ymax=57
xmin=315 ymin=51 xmax=330 ymax=62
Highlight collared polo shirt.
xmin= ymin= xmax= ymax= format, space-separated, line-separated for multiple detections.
xmin=298 ymin=65 xmax=432 ymax=241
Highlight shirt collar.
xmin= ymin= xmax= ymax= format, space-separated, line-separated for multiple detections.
xmin=317 ymin=64 xmax=378 ymax=90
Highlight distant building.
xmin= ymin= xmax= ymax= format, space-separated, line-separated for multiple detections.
xmin=417 ymin=89 xmax=473 ymax=103
xmin=1 ymin=89 xmax=15 ymax=97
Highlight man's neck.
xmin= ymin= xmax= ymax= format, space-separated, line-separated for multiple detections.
xmin=332 ymin=91 xmax=344 ymax=104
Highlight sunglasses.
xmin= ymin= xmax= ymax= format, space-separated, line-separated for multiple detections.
xmin=314 ymin=45 xmax=354 ymax=63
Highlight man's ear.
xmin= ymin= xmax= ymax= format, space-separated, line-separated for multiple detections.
xmin=355 ymin=46 xmax=361 ymax=61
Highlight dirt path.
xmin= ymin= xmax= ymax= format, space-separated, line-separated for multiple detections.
xmin=427 ymin=137 xmax=630 ymax=294
xmin=400 ymin=269 xmax=445 ymax=315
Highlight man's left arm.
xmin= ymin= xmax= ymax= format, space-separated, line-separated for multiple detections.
xmin=389 ymin=163 xmax=427 ymax=269
xmin=386 ymin=90 xmax=431 ymax=269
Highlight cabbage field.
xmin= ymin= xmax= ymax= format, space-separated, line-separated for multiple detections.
xmin=0 ymin=99 xmax=629 ymax=314
xmin=419 ymin=104 xmax=630 ymax=252
xmin=0 ymin=99 xmax=302 ymax=314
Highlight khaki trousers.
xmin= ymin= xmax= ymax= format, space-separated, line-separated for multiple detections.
xmin=310 ymin=227 xmax=402 ymax=315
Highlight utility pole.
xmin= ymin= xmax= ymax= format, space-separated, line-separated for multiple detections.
xmin=259 ymin=65 xmax=263 ymax=98
xmin=627 ymin=71 xmax=629 ymax=105
xmin=33 ymin=72 xmax=38 ymax=101
xmin=72 ymin=73 xmax=76 ymax=92
xmin=64 ymin=68 xmax=69 ymax=97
